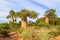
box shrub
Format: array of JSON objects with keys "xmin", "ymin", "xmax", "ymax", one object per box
[
  {"xmin": 49, "ymin": 30, "xmax": 60, "ymax": 37},
  {"xmin": 0, "ymin": 30, "xmax": 10, "ymax": 37},
  {"xmin": 40, "ymin": 28, "xmax": 49, "ymax": 40},
  {"xmin": 9, "ymin": 23, "xmax": 20, "ymax": 31},
  {"xmin": 37, "ymin": 22, "xmax": 50, "ymax": 28},
  {"xmin": 21, "ymin": 27, "xmax": 50, "ymax": 40},
  {"xmin": 0, "ymin": 23, "xmax": 20, "ymax": 36},
  {"xmin": 9, "ymin": 23, "xmax": 20, "ymax": 28},
  {"xmin": 0, "ymin": 23, "xmax": 10, "ymax": 29},
  {"xmin": 16, "ymin": 27, "xmax": 24, "ymax": 34}
]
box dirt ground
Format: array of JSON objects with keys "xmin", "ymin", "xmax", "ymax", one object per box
[
  {"xmin": 0, "ymin": 32, "xmax": 23, "ymax": 40},
  {"xmin": 51, "ymin": 36, "xmax": 60, "ymax": 40},
  {"xmin": 0, "ymin": 33, "xmax": 60, "ymax": 40},
  {"xmin": 0, "ymin": 35, "xmax": 23, "ymax": 40}
]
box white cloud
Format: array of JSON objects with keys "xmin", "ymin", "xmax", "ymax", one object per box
[
  {"xmin": 0, "ymin": 11, "xmax": 8, "ymax": 18},
  {"xmin": 0, "ymin": 0, "xmax": 60, "ymax": 22},
  {"xmin": 50, "ymin": 0, "xmax": 60, "ymax": 3},
  {"xmin": 31, "ymin": 0, "xmax": 56, "ymax": 8},
  {"xmin": 0, "ymin": 0, "xmax": 19, "ymax": 12},
  {"xmin": 0, "ymin": 11, "xmax": 9, "ymax": 23}
]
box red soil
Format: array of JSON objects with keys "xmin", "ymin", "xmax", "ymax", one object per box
[
  {"xmin": 51, "ymin": 36, "xmax": 60, "ymax": 40},
  {"xmin": 0, "ymin": 32, "xmax": 23, "ymax": 40}
]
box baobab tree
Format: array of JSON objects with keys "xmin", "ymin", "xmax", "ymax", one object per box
[
  {"xmin": 7, "ymin": 10, "xmax": 15, "ymax": 23},
  {"xmin": 44, "ymin": 9, "xmax": 57, "ymax": 24},
  {"xmin": 16, "ymin": 9, "xmax": 38, "ymax": 28}
]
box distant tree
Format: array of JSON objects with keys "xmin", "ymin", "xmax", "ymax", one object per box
[
  {"xmin": 44, "ymin": 9, "xmax": 57, "ymax": 24},
  {"xmin": 15, "ymin": 9, "xmax": 38, "ymax": 28},
  {"xmin": 7, "ymin": 10, "xmax": 16, "ymax": 23}
]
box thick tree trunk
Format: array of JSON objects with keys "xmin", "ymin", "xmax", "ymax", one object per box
[
  {"xmin": 10, "ymin": 16, "xmax": 14, "ymax": 23},
  {"xmin": 45, "ymin": 17, "xmax": 49, "ymax": 24},
  {"xmin": 21, "ymin": 17, "xmax": 27, "ymax": 28}
]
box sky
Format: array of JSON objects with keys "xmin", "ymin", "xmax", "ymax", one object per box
[{"xmin": 0, "ymin": 0, "xmax": 60, "ymax": 23}]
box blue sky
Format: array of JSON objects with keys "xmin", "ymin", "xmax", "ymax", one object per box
[{"xmin": 0, "ymin": 0, "xmax": 60, "ymax": 22}]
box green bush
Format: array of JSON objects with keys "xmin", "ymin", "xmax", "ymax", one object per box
[
  {"xmin": 56, "ymin": 26, "xmax": 60, "ymax": 30},
  {"xmin": 49, "ymin": 30, "xmax": 60, "ymax": 37},
  {"xmin": 37, "ymin": 22, "xmax": 50, "ymax": 28},
  {"xmin": 9, "ymin": 23, "xmax": 20, "ymax": 28},
  {"xmin": 0, "ymin": 23, "xmax": 20, "ymax": 36},
  {"xmin": 21, "ymin": 27, "xmax": 50, "ymax": 40},
  {"xmin": 0, "ymin": 23, "xmax": 10, "ymax": 29},
  {"xmin": 0, "ymin": 30, "xmax": 9, "ymax": 36},
  {"xmin": 39, "ymin": 28, "xmax": 49, "ymax": 40},
  {"xmin": 16, "ymin": 27, "xmax": 24, "ymax": 34}
]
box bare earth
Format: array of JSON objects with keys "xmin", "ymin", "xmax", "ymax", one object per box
[
  {"xmin": 0, "ymin": 35, "xmax": 23, "ymax": 40},
  {"xmin": 0, "ymin": 32, "xmax": 23, "ymax": 40},
  {"xmin": 51, "ymin": 36, "xmax": 60, "ymax": 40},
  {"xmin": 0, "ymin": 32, "xmax": 60, "ymax": 40}
]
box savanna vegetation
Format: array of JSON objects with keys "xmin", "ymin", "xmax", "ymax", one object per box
[{"xmin": 0, "ymin": 9, "xmax": 60, "ymax": 40}]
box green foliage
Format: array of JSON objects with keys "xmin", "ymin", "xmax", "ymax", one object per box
[
  {"xmin": 0, "ymin": 8, "xmax": 60, "ymax": 40},
  {"xmin": 44, "ymin": 9, "xmax": 57, "ymax": 25},
  {"xmin": 56, "ymin": 26, "xmax": 60, "ymax": 30},
  {"xmin": 8, "ymin": 23, "xmax": 20, "ymax": 32},
  {"xmin": 0, "ymin": 23, "xmax": 20, "ymax": 36},
  {"xmin": 21, "ymin": 27, "xmax": 50, "ymax": 40},
  {"xmin": 15, "ymin": 9, "xmax": 38, "ymax": 19},
  {"xmin": 7, "ymin": 10, "xmax": 15, "ymax": 18},
  {"xmin": 16, "ymin": 27, "xmax": 24, "ymax": 34},
  {"xmin": 49, "ymin": 30, "xmax": 60, "ymax": 37},
  {"xmin": 18, "ymin": 9, "xmax": 30, "ymax": 17},
  {"xmin": 45, "ymin": 9, "xmax": 57, "ymax": 18},
  {"xmin": 29, "ymin": 22, "xmax": 37, "ymax": 26},
  {"xmin": 56, "ymin": 17, "xmax": 60, "ymax": 25},
  {"xmin": 9, "ymin": 23, "xmax": 20, "ymax": 28},
  {"xmin": 49, "ymin": 17, "xmax": 60, "ymax": 25},
  {"xmin": 30, "ymin": 11, "xmax": 38, "ymax": 18},
  {"xmin": 36, "ymin": 17, "xmax": 45, "ymax": 23},
  {"xmin": 0, "ymin": 23, "xmax": 10, "ymax": 36},
  {"xmin": 39, "ymin": 28, "xmax": 49, "ymax": 40},
  {"xmin": 48, "ymin": 25, "xmax": 60, "ymax": 38},
  {"xmin": 0, "ymin": 30, "xmax": 9, "ymax": 36},
  {"xmin": 14, "ymin": 9, "xmax": 38, "ymax": 27},
  {"xmin": 37, "ymin": 22, "xmax": 50, "ymax": 27},
  {"xmin": 0, "ymin": 23, "xmax": 10, "ymax": 29}
]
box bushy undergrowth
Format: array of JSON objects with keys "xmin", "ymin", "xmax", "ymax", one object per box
[
  {"xmin": 20, "ymin": 27, "xmax": 50, "ymax": 40},
  {"xmin": 0, "ymin": 23, "xmax": 20, "ymax": 36},
  {"xmin": 49, "ymin": 31, "xmax": 60, "ymax": 38},
  {"xmin": 48, "ymin": 25, "xmax": 60, "ymax": 37},
  {"xmin": 17, "ymin": 26, "xmax": 60, "ymax": 40},
  {"xmin": 37, "ymin": 22, "xmax": 51, "ymax": 28},
  {"xmin": 0, "ymin": 22, "xmax": 60, "ymax": 39}
]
